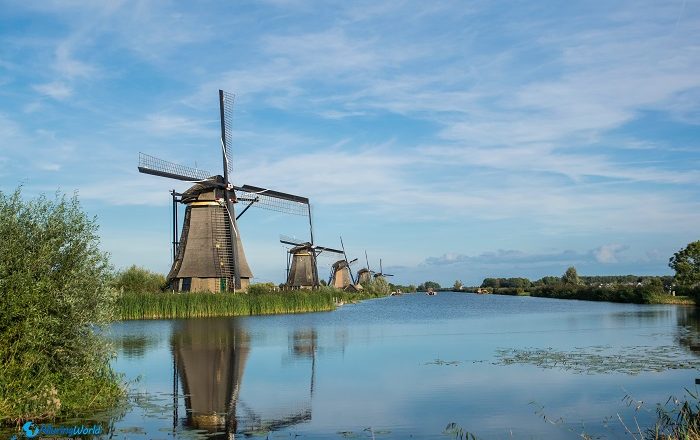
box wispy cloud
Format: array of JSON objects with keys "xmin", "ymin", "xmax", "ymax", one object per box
[
  {"xmin": 122, "ymin": 113, "xmax": 216, "ymax": 137},
  {"xmin": 594, "ymin": 244, "xmax": 629, "ymax": 264},
  {"xmin": 33, "ymin": 81, "xmax": 73, "ymax": 100},
  {"xmin": 2, "ymin": 0, "xmax": 699, "ymax": 282}
]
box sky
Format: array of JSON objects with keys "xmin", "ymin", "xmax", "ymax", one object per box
[{"xmin": 0, "ymin": 0, "xmax": 699, "ymax": 286}]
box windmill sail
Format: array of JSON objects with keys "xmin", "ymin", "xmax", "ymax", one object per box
[
  {"xmin": 137, "ymin": 89, "xmax": 312, "ymax": 292},
  {"xmin": 220, "ymin": 90, "xmax": 235, "ymax": 181},
  {"xmin": 236, "ymin": 185, "xmax": 310, "ymax": 216},
  {"xmin": 138, "ymin": 153, "xmax": 211, "ymax": 182}
]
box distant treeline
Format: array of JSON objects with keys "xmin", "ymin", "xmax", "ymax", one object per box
[
  {"xmin": 476, "ymin": 267, "xmax": 696, "ymax": 305},
  {"xmin": 480, "ymin": 275, "xmax": 675, "ymax": 289}
]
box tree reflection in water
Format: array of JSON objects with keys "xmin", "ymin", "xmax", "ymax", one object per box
[{"xmin": 677, "ymin": 307, "xmax": 700, "ymax": 356}]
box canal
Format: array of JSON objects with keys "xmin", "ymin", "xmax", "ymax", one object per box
[{"xmin": 108, "ymin": 292, "xmax": 700, "ymax": 439}]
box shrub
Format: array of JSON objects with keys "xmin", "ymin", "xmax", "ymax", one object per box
[
  {"xmin": 0, "ymin": 188, "xmax": 122, "ymax": 424},
  {"xmin": 112, "ymin": 265, "xmax": 166, "ymax": 293}
]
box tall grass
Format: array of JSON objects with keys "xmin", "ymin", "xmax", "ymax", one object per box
[{"xmin": 117, "ymin": 286, "xmax": 385, "ymax": 320}]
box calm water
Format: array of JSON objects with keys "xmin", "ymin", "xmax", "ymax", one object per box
[{"xmin": 105, "ymin": 293, "xmax": 700, "ymax": 439}]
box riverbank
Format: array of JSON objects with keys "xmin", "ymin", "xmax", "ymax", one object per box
[
  {"xmin": 482, "ymin": 286, "xmax": 696, "ymax": 305},
  {"xmin": 117, "ymin": 287, "xmax": 385, "ymax": 320}
]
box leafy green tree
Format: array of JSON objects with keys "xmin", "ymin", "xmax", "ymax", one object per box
[
  {"xmin": 644, "ymin": 277, "xmax": 665, "ymax": 295},
  {"xmin": 369, "ymin": 276, "xmax": 391, "ymax": 295},
  {"xmin": 0, "ymin": 188, "xmax": 122, "ymax": 423},
  {"xmin": 539, "ymin": 276, "xmax": 561, "ymax": 286},
  {"xmin": 562, "ymin": 266, "xmax": 581, "ymax": 285},
  {"xmin": 481, "ymin": 278, "xmax": 500, "ymax": 288},
  {"xmin": 453, "ymin": 280, "xmax": 463, "ymax": 291},
  {"xmin": 670, "ymin": 241, "xmax": 700, "ymax": 288},
  {"xmin": 112, "ymin": 265, "xmax": 166, "ymax": 293},
  {"xmin": 423, "ymin": 281, "xmax": 441, "ymax": 290}
]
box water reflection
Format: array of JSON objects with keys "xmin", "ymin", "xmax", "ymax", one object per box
[
  {"xmin": 108, "ymin": 296, "xmax": 700, "ymax": 440},
  {"xmin": 170, "ymin": 318, "xmax": 313, "ymax": 438},
  {"xmin": 171, "ymin": 319, "xmax": 247, "ymax": 434},
  {"xmin": 677, "ymin": 307, "xmax": 700, "ymax": 356},
  {"xmin": 115, "ymin": 335, "xmax": 158, "ymax": 359}
]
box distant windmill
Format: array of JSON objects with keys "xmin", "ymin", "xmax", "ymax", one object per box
[
  {"xmin": 328, "ymin": 237, "xmax": 360, "ymax": 290},
  {"xmin": 280, "ymin": 235, "xmax": 344, "ymax": 289},
  {"xmin": 355, "ymin": 250, "xmax": 375, "ymax": 285},
  {"xmin": 137, "ymin": 90, "xmax": 312, "ymax": 292},
  {"xmin": 373, "ymin": 258, "xmax": 394, "ymax": 281}
]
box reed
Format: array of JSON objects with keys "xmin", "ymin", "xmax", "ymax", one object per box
[{"xmin": 116, "ymin": 286, "xmax": 383, "ymax": 320}]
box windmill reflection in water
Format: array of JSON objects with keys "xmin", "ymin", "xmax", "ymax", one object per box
[{"xmin": 170, "ymin": 319, "xmax": 315, "ymax": 438}]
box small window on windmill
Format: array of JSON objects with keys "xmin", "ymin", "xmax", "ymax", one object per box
[
  {"xmin": 220, "ymin": 278, "xmax": 227, "ymax": 292},
  {"xmin": 182, "ymin": 278, "xmax": 192, "ymax": 292}
]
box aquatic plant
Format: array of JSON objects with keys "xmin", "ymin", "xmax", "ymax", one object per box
[
  {"xmin": 495, "ymin": 345, "xmax": 700, "ymax": 375},
  {"xmin": 443, "ymin": 422, "xmax": 478, "ymax": 439}
]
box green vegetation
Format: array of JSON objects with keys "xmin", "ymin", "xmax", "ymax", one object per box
[
  {"xmin": 367, "ymin": 276, "xmax": 391, "ymax": 295},
  {"xmin": 474, "ymin": 241, "xmax": 700, "ymax": 305},
  {"xmin": 111, "ymin": 265, "xmax": 167, "ymax": 293},
  {"xmin": 117, "ymin": 285, "xmax": 388, "ymax": 320},
  {"xmin": 670, "ymin": 241, "xmax": 700, "ymax": 288},
  {"xmin": 0, "ymin": 188, "xmax": 122, "ymax": 425},
  {"xmin": 418, "ymin": 281, "xmax": 441, "ymax": 291},
  {"xmin": 670, "ymin": 241, "xmax": 700, "ymax": 304},
  {"xmin": 480, "ymin": 269, "xmax": 690, "ymax": 305},
  {"xmin": 389, "ymin": 282, "xmax": 417, "ymax": 293},
  {"xmin": 562, "ymin": 266, "xmax": 581, "ymax": 285}
]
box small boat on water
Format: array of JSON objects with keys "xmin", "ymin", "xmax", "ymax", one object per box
[
  {"xmin": 390, "ymin": 289, "xmax": 403, "ymax": 296},
  {"xmin": 426, "ymin": 288, "xmax": 437, "ymax": 296}
]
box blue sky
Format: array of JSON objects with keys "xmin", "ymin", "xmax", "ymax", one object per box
[{"xmin": 1, "ymin": 0, "xmax": 699, "ymax": 286}]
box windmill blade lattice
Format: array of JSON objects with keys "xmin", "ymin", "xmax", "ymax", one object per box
[
  {"xmin": 138, "ymin": 152, "xmax": 211, "ymax": 182},
  {"xmin": 279, "ymin": 235, "xmax": 307, "ymax": 247},
  {"xmin": 236, "ymin": 185, "xmax": 309, "ymax": 216},
  {"xmin": 221, "ymin": 90, "xmax": 235, "ymax": 178}
]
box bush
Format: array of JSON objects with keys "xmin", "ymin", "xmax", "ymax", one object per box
[
  {"xmin": 247, "ymin": 282, "xmax": 279, "ymax": 295},
  {"xmin": 0, "ymin": 188, "xmax": 122, "ymax": 424},
  {"xmin": 366, "ymin": 276, "xmax": 391, "ymax": 295},
  {"xmin": 112, "ymin": 265, "xmax": 166, "ymax": 293}
]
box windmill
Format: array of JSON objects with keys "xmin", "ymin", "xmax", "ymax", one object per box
[
  {"xmin": 328, "ymin": 237, "xmax": 360, "ymax": 290},
  {"xmin": 356, "ymin": 250, "xmax": 375, "ymax": 285},
  {"xmin": 280, "ymin": 235, "xmax": 344, "ymax": 289},
  {"xmin": 373, "ymin": 258, "xmax": 394, "ymax": 280},
  {"xmin": 138, "ymin": 90, "xmax": 311, "ymax": 292}
]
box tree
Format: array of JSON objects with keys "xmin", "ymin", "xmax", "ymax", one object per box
[
  {"xmin": 453, "ymin": 280, "xmax": 463, "ymax": 291},
  {"xmin": 481, "ymin": 278, "xmax": 499, "ymax": 288},
  {"xmin": 562, "ymin": 266, "xmax": 581, "ymax": 285},
  {"xmin": 539, "ymin": 276, "xmax": 561, "ymax": 286},
  {"xmin": 423, "ymin": 281, "xmax": 441, "ymax": 290},
  {"xmin": 369, "ymin": 276, "xmax": 391, "ymax": 295},
  {"xmin": 670, "ymin": 241, "xmax": 700, "ymax": 288},
  {"xmin": 0, "ymin": 188, "xmax": 122, "ymax": 423},
  {"xmin": 112, "ymin": 265, "xmax": 166, "ymax": 292}
]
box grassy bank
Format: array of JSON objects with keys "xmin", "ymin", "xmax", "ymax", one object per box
[
  {"xmin": 117, "ymin": 286, "xmax": 385, "ymax": 320},
  {"xmin": 486, "ymin": 285, "xmax": 696, "ymax": 305}
]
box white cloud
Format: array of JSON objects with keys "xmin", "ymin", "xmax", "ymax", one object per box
[
  {"xmin": 37, "ymin": 163, "xmax": 62, "ymax": 171},
  {"xmin": 32, "ymin": 81, "xmax": 73, "ymax": 100},
  {"xmin": 594, "ymin": 244, "xmax": 629, "ymax": 264},
  {"xmin": 123, "ymin": 113, "xmax": 216, "ymax": 137},
  {"xmin": 54, "ymin": 40, "xmax": 99, "ymax": 79}
]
